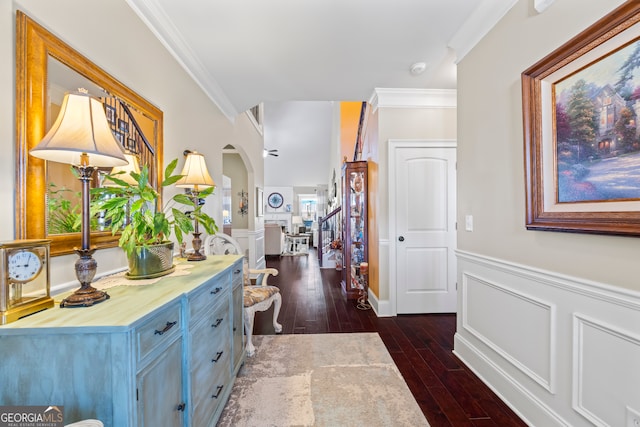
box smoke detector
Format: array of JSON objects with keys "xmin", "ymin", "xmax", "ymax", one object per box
[{"xmin": 410, "ymin": 62, "xmax": 427, "ymax": 75}]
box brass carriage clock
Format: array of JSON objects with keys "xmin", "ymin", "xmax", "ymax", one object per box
[{"xmin": 0, "ymin": 239, "xmax": 53, "ymax": 324}]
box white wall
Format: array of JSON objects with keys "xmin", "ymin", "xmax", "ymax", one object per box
[
  {"xmin": 0, "ymin": 1, "xmax": 14, "ymax": 240},
  {"xmin": 263, "ymin": 101, "xmax": 333, "ymax": 187},
  {"xmin": 372, "ymin": 90, "xmax": 457, "ymax": 305},
  {"xmin": 456, "ymin": 0, "xmax": 640, "ymax": 425},
  {"xmin": 6, "ymin": 0, "xmax": 263, "ymax": 291},
  {"xmin": 456, "ymin": 0, "xmax": 637, "ymax": 292}
]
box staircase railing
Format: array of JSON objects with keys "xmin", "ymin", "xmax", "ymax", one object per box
[
  {"xmin": 102, "ymin": 96, "xmax": 157, "ymax": 185},
  {"xmin": 317, "ymin": 206, "xmax": 341, "ymax": 267}
]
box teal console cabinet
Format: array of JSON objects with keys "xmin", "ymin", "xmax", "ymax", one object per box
[{"xmin": 0, "ymin": 255, "xmax": 245, "ymax": 427}]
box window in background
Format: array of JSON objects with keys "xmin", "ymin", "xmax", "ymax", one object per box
[
  {"xmin": 222, "ymin": 175, "xmax": 232, "ymax": 226},
  {"xmin": 299, "ymin": 195, "xmax": 317, "ymax": 226}
]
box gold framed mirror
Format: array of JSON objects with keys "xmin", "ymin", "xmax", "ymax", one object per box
[{"xmin": 16, "ymin": 11, "xmax": 164, "ymax": 256}]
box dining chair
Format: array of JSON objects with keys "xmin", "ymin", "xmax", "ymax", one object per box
[{"xmin": 203, "ymin": 233, "xmax": 282, "ymax": 356}]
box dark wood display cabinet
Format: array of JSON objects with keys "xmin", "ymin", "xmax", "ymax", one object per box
[{"xmin": 341, "ymin": 161, "xmax": 368, "ymax": 299}]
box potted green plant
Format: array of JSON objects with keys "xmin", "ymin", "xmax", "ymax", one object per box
[
  {"xmin": 47, "ymin": 182, "xmax": 82, "ymax": 234},
  {"xmin": 92, "ymin": 158, "xmax": 218, "ymax": 278}
]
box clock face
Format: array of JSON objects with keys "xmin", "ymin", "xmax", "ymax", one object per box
[
  {"xmin": 268, "ymin": 192, "xmax": 284, "ymax": 208},
  {"xmin": 8, "ymin": 249, "xmax": 43, "ymax": 283}
]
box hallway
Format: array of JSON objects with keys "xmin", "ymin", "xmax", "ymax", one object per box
[{"xmin": 252, "ymin": 251, "xmax": 527, "ymax": 427}]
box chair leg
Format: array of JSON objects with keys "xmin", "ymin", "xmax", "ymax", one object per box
[
  {"xmin": 272, "ymin": 293, "xmax": 283, "ymax": 333},
  {"xmin": 243, "ymin": 307, "xmax": 256, "ymax": 357}
]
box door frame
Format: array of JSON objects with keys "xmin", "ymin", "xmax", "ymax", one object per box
[{"xmin": 388, "ymin": 139, "xmax": 457, "ymax": 316}]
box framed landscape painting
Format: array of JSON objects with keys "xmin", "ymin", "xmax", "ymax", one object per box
[{"xmin": 521, "ymin": 2, "xmax": 640, "ymax": 236}]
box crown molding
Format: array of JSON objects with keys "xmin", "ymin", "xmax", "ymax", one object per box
[
  {"xmin": 126, "ymin": 0, "xmax": 238, "ymax": 122},
  {"xmin": 369, "ymin": 88, "xmax": 457, "ymax": 112},
  {"xmin": 448, "ymin": 0, "xmax": 518, "ymax": 63},
  {"xmin": 534, "ymin": 0, "xmax": 556, "ymax": 13},
  {"xmin": 245, "ymin": 104, "xmax": 264, "ymax": 136}
]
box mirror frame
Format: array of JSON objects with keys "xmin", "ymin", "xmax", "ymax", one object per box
[{"xmin": 16, "ymin": 11, "xmax": 164, "ymax": 256}]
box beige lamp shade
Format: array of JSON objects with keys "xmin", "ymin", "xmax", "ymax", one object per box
[
  {"xmin": 30, "ymin": 90, "xmax": 127, "ymax": 167},
  {"xmin": 105, "ymin": 153, "xmax": 141, "ymax": 186},
  {"xmin": 176, "ymin": 151, "xmax": 215, "ymax": 189},
  {"xmin": 292, "ymin": 216, "xmax": 303, "ymax": 225}
]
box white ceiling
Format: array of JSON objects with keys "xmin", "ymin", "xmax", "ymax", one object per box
[
  {"xmin": 126, "ymin": 0, "xmax": 519, "ymax": 120},
  {"xmin": 125, "ymin": 0, "xmax": 533, "ymax": 189}
]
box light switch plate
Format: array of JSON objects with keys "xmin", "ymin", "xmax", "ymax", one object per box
[{"xmin": 465, "ymin": 215, "xmax": 473, "ymax": 231}]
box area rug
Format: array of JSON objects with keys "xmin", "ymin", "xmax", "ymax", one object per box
[{"xmin": 217, "ymin": 333, "xmax": 430, "ymax": 427}]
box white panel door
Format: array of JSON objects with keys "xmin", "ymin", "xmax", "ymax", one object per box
[{"xmin": 395, "ymin": 145, "xmax": 457, "ymax": 313}]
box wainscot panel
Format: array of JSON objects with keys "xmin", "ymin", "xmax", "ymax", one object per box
[
  {"xmin": 455, "ymin": 250, "xmax": 640, "ymax": 427},
  {"xmin": 573, "ymin": 314, "xmax": 640, "ymax": 426},
  {"xmin": 461, "ymin": 272, "xmax": 555, "ymax": 392}
]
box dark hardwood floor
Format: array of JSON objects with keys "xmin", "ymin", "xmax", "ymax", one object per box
[{"xmin": 252, "ymin": 250, "xmax": 527, "ymax": 427}]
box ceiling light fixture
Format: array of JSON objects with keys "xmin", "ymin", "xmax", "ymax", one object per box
[{"xmin": 410, "ymin": 62, "xmax": 427, "ymax": 75}]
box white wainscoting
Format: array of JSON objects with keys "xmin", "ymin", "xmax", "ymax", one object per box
[
  {"xmin": 455, "ymin": 250, "xmax": 640, "ymax": 427},
  {"xmin": 254, "ymin": 231, "xmax": 265, "ymax": 269},
  {"xmin": 231, "ymin": 228, "xmax": 265, "ymax": 270},
  {"xmin": 462, "ymin": 273, "xmax": 556, "ymax": 393},
  {"xmin": 371, "ymin": 238, "xmax": 392, "ymax": 316},
  {"xmin": 573, "ymin": 314, "xmax": 640, "ymax": 426}
]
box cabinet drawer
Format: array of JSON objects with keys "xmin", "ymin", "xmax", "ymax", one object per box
[
  {"xmin": 191, "ymin": 327, "xmax": 230, "ymax": 397},
  {"xmin": 189, "ymin": 274, "xmax": 228, "ymax": 320},
  {"xmin": 190, "ymin": 308, "xmax": 231, "ymax": 379},
  {"xmin": 190, "ymin": 304, "xmax": 231, "ymax": 424},
  {"xmin": 232, "ymin": 282, "xmax": 244, "ymax": 369},
  {"xmin": 231, "ymin": 260, "xmax": 243, "ymax": 286},
  {"xmin": 191, "ymin": 350, "xmax": 231, "ymax": 427},
  {"xmin": 135, "ymin": 301, "xmax": 182, "ymax": 364}
]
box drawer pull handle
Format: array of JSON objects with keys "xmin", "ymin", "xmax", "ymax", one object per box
[
  {"xmin": 212, "ymin": 385, "xmax": 224, "ymax": 399},
  {"xmin": 211, "ymin": 318, "xmax": 223, "ymax": 328},
  {"xmin": 154, "ymin": 321, "xmax": 177, "ymax": 335},
  {"xmin": 210, "ymin": 287, "xmax": 222, "ymax": 295},
  {"xmin": 176, "ymin": 402, "xmax": 186, "ymax": 412},
  {"xmin": 212, "ymin": 351, "xmax": 224, "ymax": 363},
  {"xmin": 234, "ymin": 269, "xmax": 242, "ymax": 274}
]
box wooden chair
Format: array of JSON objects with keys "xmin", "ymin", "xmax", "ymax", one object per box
[{"xmin": 203, "ymin": 233, "xmax": 282, "ymax": 356}]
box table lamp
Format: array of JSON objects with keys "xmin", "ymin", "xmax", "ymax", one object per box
[
  {"xmin": 104, "ymin": 152, "xmax": 141, "ymax": 187},
  {"xmin": 30, "ymin": 89, "xmax": 128, "ymax": 307},
  {"xmin": 292, "ymin": 215, "xmax": 303, "ymax": 234},
  {"xmin": 176, "ymin": 150, "xmax": 215, "ymax": 261}
]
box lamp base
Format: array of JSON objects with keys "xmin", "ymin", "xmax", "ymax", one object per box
[
  {"xmin": 60, "ymin": 247, "xmax": 109, "ymax": 308},
  {"xmin": 187, "ymin": 232, "xmax": 206, "ymax": 261},
  {"xmin": 187, "ymin": 251, "xmax": 207, "ymax": 261},
  {"xmin": 60, "ymin": 286, "xmax": 110, "ymax": 308}
]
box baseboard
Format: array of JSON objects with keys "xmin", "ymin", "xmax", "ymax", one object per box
[
  {"xmin": 368, "ymin": 291, "xmax": 392, "ymax": 317},
  {"xmin": 454, "ymin": 333, "xmax": 564, "ymax": 427}
]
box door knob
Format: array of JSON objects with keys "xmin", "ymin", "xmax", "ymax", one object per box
[{"xmin": 398, "ymin": 236, "xmax": 405, "ymax": 242}]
